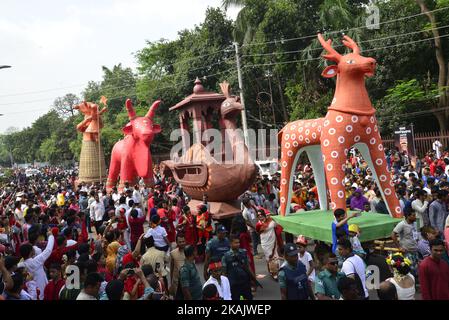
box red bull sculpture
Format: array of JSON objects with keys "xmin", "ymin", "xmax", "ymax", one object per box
[{"xmin": 106, "ymin": 99, "xmax": 161, "ymax": 192}]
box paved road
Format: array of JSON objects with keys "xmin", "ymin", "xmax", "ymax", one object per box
[{"xmin": 196, "ymin": 249, "xmax": 280, "ymax": 300}]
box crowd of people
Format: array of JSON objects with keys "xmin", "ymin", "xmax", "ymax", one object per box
[{"xmin": 0, "ymin": 144, "xmax": 449, "ymax": 301}]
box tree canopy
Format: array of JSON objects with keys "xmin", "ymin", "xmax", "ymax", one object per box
[{"xmin": 1, "ymin": 0, "xmax": 448, "ymax": 166}]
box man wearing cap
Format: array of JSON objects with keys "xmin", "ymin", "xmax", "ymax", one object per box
[
  {"xmin": 314, "ymin": 253, "xmax": 346, "ymax": 300},
  {"xmin": 222, "ymin": 234, "xmax": 255, "ymax": 300},
  {"xmin": 203, "ymin": 224, "xmax": 230, "ymax": 280},
  {"xmin": 203, "ymin": 261, "xmax": 231, "ymax": 300},
  {"xmin": 278, "ymin": 243, "xmax": 315, "ymax": 300}
]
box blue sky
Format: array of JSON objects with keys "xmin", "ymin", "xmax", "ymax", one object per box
[{"xmin": 0, "ymin": 0, "xmax": 239, "ymax": 132}]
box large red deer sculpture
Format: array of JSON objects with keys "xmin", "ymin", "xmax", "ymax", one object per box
[
  {"xmin": 106, "ymin": 99, "xmax": 161, "ymax": 192},
  {"xmin": 278, "ymin": 33, "xmax": 402, "ymax": 218}
]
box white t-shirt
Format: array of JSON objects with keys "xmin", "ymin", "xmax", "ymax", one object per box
[
  {"xmin": 133, "ymin": 190, "xmax": 142, "ymax": 204},
  {"xmin": 203, "ymin": 276, "xmax": 232, "ymax": 300},
  {"xmin": 404, "ymin": 171, "xmax": 418, "ymax": 180},
  {"xmin": 144, "ymin": 226, "xmax": 168, "ymax": 248},
  {"xmin": 242, "ymin": 207, "xmax": 258, "ymax": 231},
  {"xmin": 126, "ymin": 196, "xmax": 134, "ymax": 207},
  {"xmin": 112, "ymin": 193, "xmax": 120, "ymax": 207},
  {"xmin": 298, "ymin": 251, "xmax": 315, "ymax": 281},
  {"xmin": 66, "ymin": 239, "xmax": 77, "ymax": 247},
  {"xmin": 341, "ymin": 254, "xmax": 368, "ymax": 298}
]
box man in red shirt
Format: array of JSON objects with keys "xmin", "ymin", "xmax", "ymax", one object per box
[
  {"xmin": 45, "ymin": 233, "xmax": 78, "ymax": 269},
  {"xmin": 44, "ymin": 263, "xmax": 65, "ymax": 300},
  {"xmin": 418, "ymin": 239, "xmax": 449, "ymax": 300},
  {"xmin": 430, "ymin": 160, "xmax": 439, "ymax": 177},
  {"xmin": 128, "ymin": 209, "xmax": 145, "ymax": 251}
]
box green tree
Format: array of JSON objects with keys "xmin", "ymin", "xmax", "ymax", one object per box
[{"xmin": 52, "ymin": 93, "xmax": 80, "ymax": 119}]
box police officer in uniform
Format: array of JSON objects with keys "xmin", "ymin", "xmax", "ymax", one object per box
[
  {"xmin": 222, "ymin": 234, "xmax": 256, "ymax": 300},
  {"xmin": 278, "ymin": 243, "xmax": 315, "ymax": 300},
  {"xmin": 203, "ymin": 225, "xmax": 231, "ymax": 280}
]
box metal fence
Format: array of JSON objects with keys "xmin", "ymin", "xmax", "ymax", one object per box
[
  {"xmin": 153, "ymin": 131, "xmax": 449, "ymax": 163},
  {"xmin": 382, "ymin": 130, "xmax": 449, "ymax": 157}
]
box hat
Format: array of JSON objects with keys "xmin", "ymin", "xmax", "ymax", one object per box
[
  {"xmin": 216, "ymin": 225, "xmax": 227, "ymax": 233},
  {"xmin": 295, "ymin": 235, "xmax": 307, "ymax": 246},
  {"xmin": 208, "ymin": 261, "xmax": 223, "ymax": 271},
  {"xmin": 348, "ymin": 224, "xmax": 359, "ymax": 233},
  {"xmin": 283, "ymin": 243, "xmax": 299, "ymax": 256}
]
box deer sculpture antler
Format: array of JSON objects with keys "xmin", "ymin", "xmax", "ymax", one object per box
[
  {"xmin": 342, "ymin": 35, "xmax": 360, "ymax": 54},
  {"xmin": 317, "ymin": 33, "xmax": 342, "ymax": 63}
]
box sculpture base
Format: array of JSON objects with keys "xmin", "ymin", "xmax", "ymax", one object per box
[
  {"xmin": 187, "ymin": 199, "xmax": 242, "ymax": 220},
  {"xmin": 272, "ymin": 210, "xmax": 401, "ymax": 243},
  {"xmin": 78, "ymin": 140, "xmax": 107, "ymax": 184}
]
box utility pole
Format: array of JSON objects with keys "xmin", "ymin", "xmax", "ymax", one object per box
[
  {"xmin": 266, "ymin": 72, "xmax": 275, "ymax": 126},
  {"xmin": 233, "ymin": 42, "xmax": 249, "ymax": 147}
]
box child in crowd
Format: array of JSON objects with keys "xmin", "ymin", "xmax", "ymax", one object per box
[
  {"xmin": 417, "ymin": 226, "xmax": 438, "ymax": 259},
  {"xmin": 331, "ymin": 208, "xmax": 359, "ymax": 254},
  {"xmin": 348, "ymin": 224, "xmax": 366, "ymax": 258},
  {"xmin": 296, "ymin": 235, "xmax": 315, "ymax": 283}
]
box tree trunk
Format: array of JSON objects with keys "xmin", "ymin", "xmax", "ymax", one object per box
[
  {"xmin": 446, "ymin": 61, "xmax": 449, "ymax": 118},
  {"xmin": 275, "ymin": 71, "xmax": 289, "ymax": 123},
  {"xmin": 434, "ymin": 111, "xmax": 449, "ymax": 136},
  {"xmin": 416, "ymin": 0, "xmax": 447, "ymax": 108}
]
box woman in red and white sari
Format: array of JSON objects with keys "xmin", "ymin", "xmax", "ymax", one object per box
[{"xmin": 256, "ymin": 209, "xmax": 281, "ymax": 280}]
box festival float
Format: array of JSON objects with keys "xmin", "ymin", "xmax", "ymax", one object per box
[
  {"xmin": 106, "ymin": 99, "xmax": 161, "ymax": 192},
  {"xmin": 75, "ymin": 97, "xmax": 107, "ymax": 185},
  {"xmin": 160, "ymin": 78, "xmax": 256, "ymax": 219},
  {"xmin": 273, "ymin": 34, "xmax": 403, "ymax": 243}
]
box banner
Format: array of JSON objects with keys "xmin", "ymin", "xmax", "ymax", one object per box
[{"xmin": 394, "ymin": 125, "xmax": 416, "ymax": 158}]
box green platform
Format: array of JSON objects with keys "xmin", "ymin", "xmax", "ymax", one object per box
[{"xmin": 272, "ymin": 210, "xmax": 402, "ymax": 244}]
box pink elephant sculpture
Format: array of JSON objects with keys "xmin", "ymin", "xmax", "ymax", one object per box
[{"xmin": 106, "ymin": 98, "xmax": 161, "ymax": 192}]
